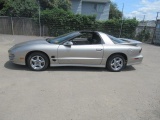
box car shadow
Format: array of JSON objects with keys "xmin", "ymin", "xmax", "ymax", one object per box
[
  {"xmin": 4, "ymin": 61, "xmax": 29, "ymax": 71},
  {"xmin": 47, "ymin": 66, "xmax": 106, "ymax": 72},
  {"xmin": 4, "ymin": 61, "xmax": 136, "ymax": 72},
  {"xmin": 122, "ymin": 66, "xmax": 136, "ymax": 71}
]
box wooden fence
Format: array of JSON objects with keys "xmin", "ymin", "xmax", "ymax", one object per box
[{"xmin": 0, "ymin": 16, "xmax": 48, "ymax": 36}]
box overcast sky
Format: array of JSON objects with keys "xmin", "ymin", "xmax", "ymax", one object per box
[{"xmin": 112, "ymin": 0, "xmax": 160, "ymax": 20}]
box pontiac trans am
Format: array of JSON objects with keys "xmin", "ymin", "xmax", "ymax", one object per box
[{"xmin": 8, "ymin": 31, "xmax": 143, "ymax": 72}]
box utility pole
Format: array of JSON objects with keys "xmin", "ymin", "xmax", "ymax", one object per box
[
  {"xmin": 143, "ymin": 15, "xmax": 145, "ymax": 22},
  {"xmin": 119, "ymin": 3, "xmax": 124, "ymax": 38},
  {"xmin": 152, "ymin": 12, "xmax": 160, "ymax": 44},
  {"xmin": 143, "ymin": 15, "xmax": 146, "ymax": 30}
]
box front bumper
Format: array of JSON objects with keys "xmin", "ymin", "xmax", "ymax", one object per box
[{"xmin": 8, "ymin": 50, "xmax": 26, "ymax": 65}]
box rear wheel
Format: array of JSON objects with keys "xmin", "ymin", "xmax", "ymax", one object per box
[
  {"xmin": 27, "ymin": 52, "xmax": 49, "ymax": 71},
  {"xmin": 107, "ymin": 54, "xmax": 126, "ymax": 72}
]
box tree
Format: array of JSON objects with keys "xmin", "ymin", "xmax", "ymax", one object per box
[
  {"xmin": 0, "ymin": 0, "xmax": 5, "ymax": 10},
  {"xmin": 57, "ymin": 0, "xmax": 71, "ymax": 11},
  {"xmin": 0, "ymin": 0, "xmax": 38, "ymax": 17},
  {"xmin": 0, "ymin": 0, "xmax": 71, "ymax": 17},
  {"xmin": 109, "ymin": 2, "xmax": 122, "ymax": 19},
  {"xmin": 39, "ymin": 0, "xmax": 71, "ymax": 11}
]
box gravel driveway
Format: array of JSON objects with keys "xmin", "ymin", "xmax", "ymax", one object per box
[{"xmin": 0, "ymin": 34, "xmax": 160, "ymax": 120}]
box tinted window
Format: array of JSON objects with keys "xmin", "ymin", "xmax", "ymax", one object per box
[
  {"xmin": 46, "ymin": 32, "xmax": 81, "ymax": 44},
  {"xmin": 108, "ymin": 35, "xmax": 126, "ymax": 44}
]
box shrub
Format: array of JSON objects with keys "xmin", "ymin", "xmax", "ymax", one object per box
[
  {"xmin": 95, "ymin": 19, "xmax": 138, "ymax": 38},
  {"xmin": 136, "ymin": 27, "xmax": 151, "ymax": 42},
  {"xmin": 41, "ymin": 8, "xmax": 96, "ymax": 36},
  {"xmin": 40, "ymin": 8, "xmax": 138, "ymax": 39}
]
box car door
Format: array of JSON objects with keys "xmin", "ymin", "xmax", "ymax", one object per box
[{"xmin": 57, "ymin": 42, "xmax": 104, "ymax": 65}]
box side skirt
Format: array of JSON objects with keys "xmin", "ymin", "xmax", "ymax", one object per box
[{"xmin": 50, "ymin": 64, "xmax": 106, "ymax": 68}]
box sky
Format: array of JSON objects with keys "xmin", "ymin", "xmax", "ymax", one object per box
[{"xmin": 112, "ymin": 0, "xmax": 160, "ymax": 20}]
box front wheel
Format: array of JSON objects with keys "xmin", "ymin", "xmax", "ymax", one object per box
[
  {"xmin": 27, "ymin": 52, "xmax": 49, "ymax": 71},
  {"xmin": 107, "ymin": 55, "xmax": 126, "ymax": 72}
]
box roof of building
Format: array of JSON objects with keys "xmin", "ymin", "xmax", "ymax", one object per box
[{"xmin": 82, "ymin": 0, "xmax": 110, "ymax": 3}]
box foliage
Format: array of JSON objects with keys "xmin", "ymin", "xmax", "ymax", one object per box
[
  {"xmin": 0, "ymin": 0, "xmax": 71, "ymax": 17},
  {"xmin": 109, "ymin": 2, "xmax": 122, "ymax": 19},
  {"xmin": 95, "ymin": 18, "xmax": 139, "ymax": 39},
  {"xmin": 0, "ymin": 0, "xmax": 138, "ymax": 39},
  {"xmin": 41, "ymin": 8, "xmax": 96, "ymax": 36},
  {"xmin": 40, "ymin": 8, "xmax": 138, "ymax": 38},
  {"xmin": 39, "ymin": 0, "xmax": 71, "ymax": 11},
  {"xmin": 0, "ymin": 0, "xmax": 38, "ymax": 17},
  {"xmin": 136, "ymin": 27, "xmax": 151, "ymax": 42}
]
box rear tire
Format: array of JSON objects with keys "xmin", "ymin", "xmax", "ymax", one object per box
[
  {"xmin": 107, "ymin": 54, "xmax": 126, "ymax": 72},
  {"xmin": 27, "ymin": 52, "xmax": 49, "ymax": 71}
]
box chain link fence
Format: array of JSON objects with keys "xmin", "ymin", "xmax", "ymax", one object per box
[{"xmin": 0, "ymin": 16, "xmax": 160, "ymax": 45}]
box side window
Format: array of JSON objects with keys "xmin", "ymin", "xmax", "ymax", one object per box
[
  {"xmin": 70, "ymin": 33, "xmax": 102, "ymax": 45},
  {"xmin": 71, "ymin": 33, "xmax": 93, "ymax": 45},
  {"xmin": 91, "ymin": 33, "xmax": 102, "ymax": 44}
]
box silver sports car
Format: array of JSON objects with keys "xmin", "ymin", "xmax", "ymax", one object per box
[{"xmin": 8, "ymin": 31, "xmax": 143, "ymax": 72}]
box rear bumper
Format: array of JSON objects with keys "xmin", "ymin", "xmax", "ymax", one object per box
[{"xmin": 127, "ymin": 54, "xmax": 143, "ymax": 66}]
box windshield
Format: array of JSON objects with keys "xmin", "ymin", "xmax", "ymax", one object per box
[
  {"xmin": 108, "ymin": 35, "xmax": 126, "ymax": 44},
  {"xmin": 46, "ymin": 32, "xmax": 80, "ymax": 44}
]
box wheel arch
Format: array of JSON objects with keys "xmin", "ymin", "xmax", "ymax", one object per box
[
  {"xmin": 106, "ymin": 53, "xmax": 128, "ymax": 65},
  {"xmin": 25, "ymin": 51, "xmax": 50, "ymax": 66}
]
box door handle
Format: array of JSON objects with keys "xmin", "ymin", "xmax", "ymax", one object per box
[{"xmin": 96, "ymin": 49, "xmax": 103, "ymax": 51}]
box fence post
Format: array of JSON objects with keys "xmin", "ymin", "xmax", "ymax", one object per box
[
  {"xmin": 43, "ymin": 24, "xmax": 44, "ymax": 36},
  {"xmin": 11, "ymin": 17, "xmax": 14, "ymax": 35},
  {"xmin": 38, "ymin": 0, "xmax": 41, "ymax": 36},
  {"xmin": 23, "ymin": 18, "xmax": 25, "ymax": 35}
]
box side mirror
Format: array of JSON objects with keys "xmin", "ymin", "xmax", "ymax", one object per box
[{"xmin": 63, "ymin": 41, "xmax": 73, "ymax": 46}]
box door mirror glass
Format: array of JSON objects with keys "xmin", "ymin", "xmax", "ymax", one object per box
[{"xmin": 63, "ymin": 41, "xmax": 73, "ymax": 46}]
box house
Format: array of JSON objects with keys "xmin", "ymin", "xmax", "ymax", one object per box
[{"xmin": 70, "ymin": 0, "xmax": 110, "ymax": 21}]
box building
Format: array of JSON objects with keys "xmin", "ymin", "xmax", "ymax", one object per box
[
  {"xmin": 136, "ymin": 20, "xmax": 156, "ymax": 42},
  {"xmin": 154, "ymin": 20, "xmax": 160, "ymax": 45},
  {"xmin": 70, "ymin": 0, "xmax": 110, "ymax": 21}
]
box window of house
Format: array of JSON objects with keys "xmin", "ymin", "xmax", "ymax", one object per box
[
  {"xmin": 157, "ymin": 24, "xmax": 160, "ymax": 29},
  {"xmin": 94, "ymin": 3, "xmax": 104, "ymax": 13}
]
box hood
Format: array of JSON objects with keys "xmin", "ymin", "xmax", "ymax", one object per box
[{"xmin": 14, "ymin": 39, "xmax": 48, "ymax": 47}]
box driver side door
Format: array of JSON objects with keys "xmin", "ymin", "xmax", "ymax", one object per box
[{"xmin": 57, "ymin": 33, "xmax": 104, "ymax": 65}]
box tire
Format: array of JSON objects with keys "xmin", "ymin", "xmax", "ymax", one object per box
[
  {"xmin": 107, "ymin": 54, "xmax": 126, "ymax": 72},
  {"xmin": 27, "ymin": 52, "xmax": 49, "ymax": 71}
]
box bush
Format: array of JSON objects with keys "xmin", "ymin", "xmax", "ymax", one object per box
[
  {"xmin": 41, "ymin": 8, "xmax": 96, "ymax": 36},
  {"xmin": 95, "ymin": 19, "xmax": 138, "ymax": 39},
  {"xmin": 136, "ymin": 27, "xmax": 151, "ymax": 42},
  {"xmin": 40, "ymin": 8, "xmax": 138, "ymax": 38}
]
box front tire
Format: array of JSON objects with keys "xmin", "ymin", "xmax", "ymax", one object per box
[
  {"xmin": 107, "ymin": 54, "xmax": 126, "ymax": 72},
  {"xmin": 27, "ymin": 52, "xmax": 49, "ymax": 71}
]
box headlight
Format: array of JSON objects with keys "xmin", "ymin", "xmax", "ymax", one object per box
[{"xmin": 9, "ymin": 53, "xmax": 15, "ymax": 61}]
